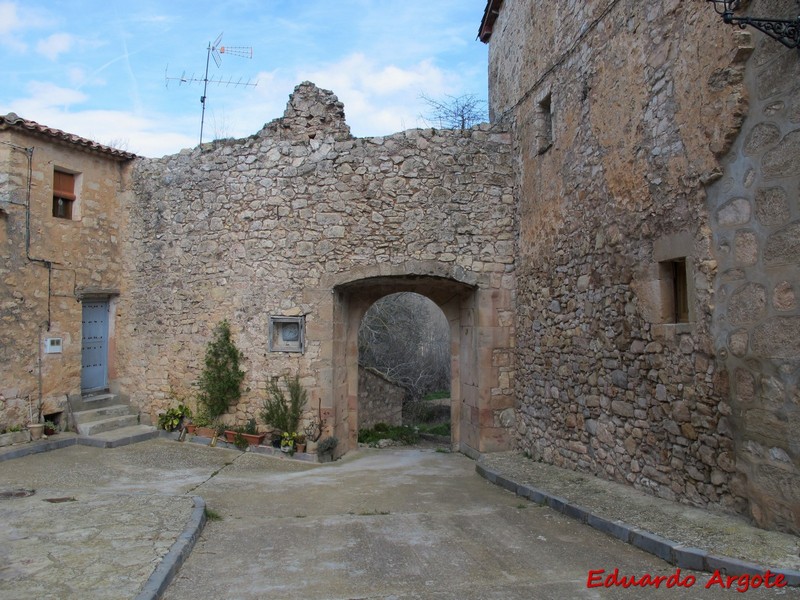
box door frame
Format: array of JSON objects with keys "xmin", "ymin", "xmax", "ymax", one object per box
[{"xmin": 81, "ymin": 298, "xmax": 110, "ymax": 393}]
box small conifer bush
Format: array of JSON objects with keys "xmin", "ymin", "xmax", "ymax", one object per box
[{"xmin": 197, "ymin": 320, "xmax": 245, "ymax": 419}]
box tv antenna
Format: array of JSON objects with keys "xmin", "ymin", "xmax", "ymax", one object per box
[{"xmin": 166, "ymin": 32, "xmax": 257, "ymax": 144}]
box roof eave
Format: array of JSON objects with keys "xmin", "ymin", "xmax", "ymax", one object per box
[
  {"xmin": 478, "ymin": 0, "xmax": 504, "ymax": 43},
  {"xmin": 0, "ymin": 113, "xmax": 138, "ymax": 161}
]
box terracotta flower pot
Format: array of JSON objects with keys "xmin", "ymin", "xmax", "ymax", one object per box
[
  {"xmin": 241, "ymin": 432, "xmax": 266, "ymax": 446},
  {"xmin": 196, "ymin": 426, "xmax": 216, "ymax": 438},
  {"xmin": 28, "ymin": 424, "xmax": 44, "ymax": 441}
]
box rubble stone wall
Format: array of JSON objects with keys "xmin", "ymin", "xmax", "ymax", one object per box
[
  {"xmin": 121, "ymin": 83, "xmax": 516, "ymax": 453},
  {"xmin": 357, "ymin": 367, "xmax": 405, "ymax": 430}
]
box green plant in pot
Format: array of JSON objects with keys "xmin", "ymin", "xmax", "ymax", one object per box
[
  {"xmin": 158, "ymin": 403, "xmax": 192, "ymax": 431},
  {"xmin": 196, "ymin": 320, "xmax": 245, "ymax": 421},
  {"xmin": 317, "ymin": 436, "xmax": 338, "ymax": 462},
  {"xmin": 260, "ymin": 373, "xmax": 307, "ymax": 445}
]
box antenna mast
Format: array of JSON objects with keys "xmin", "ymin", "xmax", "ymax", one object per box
[{"xmin": 166, "ymin": 32, "xmax": 257, "ymax": 144}]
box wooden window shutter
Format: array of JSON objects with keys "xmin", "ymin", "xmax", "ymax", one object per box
[{"xmin": 53, "ymin": 171, "xmax": 76, "ymax": 200}]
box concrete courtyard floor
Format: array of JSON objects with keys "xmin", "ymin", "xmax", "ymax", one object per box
[{"xmin": 0, "ymin": 438, "xmax": 798, "ymax": 599}]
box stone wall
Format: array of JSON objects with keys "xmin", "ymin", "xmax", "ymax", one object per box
[
  {"xmin": 706, "ymin": 1, "xmax": 800, "ymax": 532},
  {"xmin": 0, "ymin": 122, "xmax": 133, "ymax": 427},
  {"xmin": 357, "ymin": 366, "xmax": 405, "ymax": 429},
  {"xmin": 121, "ymin": 83, "xmax": 517, "ymax": 454},
  {"xmin": 486, "ymin": 0, "xmax": 799, "ymax": 528}
]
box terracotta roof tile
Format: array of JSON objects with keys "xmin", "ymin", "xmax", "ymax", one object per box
[
  {"xmin": 0, "ymin": 112, "xmax": 137, "ymax": 160},
  {"xmin": 478, "ymin": 0, "xmax": 504, "ymax": 43}
]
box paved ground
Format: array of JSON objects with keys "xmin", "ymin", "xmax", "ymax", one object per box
[{"xmin": 0, "ymin": 438, "xmax": 798, "ymax": 599}]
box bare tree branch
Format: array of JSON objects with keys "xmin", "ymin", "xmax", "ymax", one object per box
[
  {"xmin": 419, "ymin": 93, "xmax": 488, "ymax": 130},
  {"xmin": 358, "ymin": 292, "xmax": 450, "ymax": 401}
]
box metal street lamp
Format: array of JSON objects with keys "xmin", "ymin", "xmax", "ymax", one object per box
[{"xmin": 707, "ymin": 0, "xmax": 800, "ymax": 49}]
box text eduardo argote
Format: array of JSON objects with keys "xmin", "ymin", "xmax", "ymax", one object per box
[{"xmin": 586, "ymin": 568, "xmax": 788, "ymax": 592}]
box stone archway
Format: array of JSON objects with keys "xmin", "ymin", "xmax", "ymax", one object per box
[
  {"xmin": 357, "ymin": 292, "xmax": 451, "ymax": 433},
  {"xmin": 324, "ymin": 262, "xmax": 516, "ymax": 458}
]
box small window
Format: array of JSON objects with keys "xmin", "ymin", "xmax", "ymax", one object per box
[
  {"xmin": 659, "ymin": 258, "xmax": 689, "ymax": 323},
  {"xmin": 269, "ymin": 316, "xmax": 305, "ymax": 353},
  {"xmin": 536, "ymin": 93, "xmax": 553, "ymax": 155},
  {"xmin": 672, "ymin": 259, "xmax": 689, "ymax": 323},
  {"xmin": 53, "ymin": 170, "xmax": 76, "ymax": 219}
]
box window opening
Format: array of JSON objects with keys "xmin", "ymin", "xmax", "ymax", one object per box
[
  {"xmin": 672, "ymin": 259, "xmax": 689, "ymax": 324},
  {"xmin": 53, "ymin": 170, "xmax": 76, "ymax": 219},
  {"xmin": 659, "ymin": 258, "xmax": 689, "ymax": 324},
  {"xmin": 537, "ymin": 93, "xmax": 553, "ymax": 154},
  {"xmin": 269, "ymin": 316, "xmax": 305, "ymax": 353}
]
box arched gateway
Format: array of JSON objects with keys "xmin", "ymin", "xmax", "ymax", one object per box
[
  {"xmin": 326, "ymin": 262, "xmax": 515, "ymax": 456},
  {"xmin": 122, "ymin": 82, "xmax": 517, "ymax": 457}
]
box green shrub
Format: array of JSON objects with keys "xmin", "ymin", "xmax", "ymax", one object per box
[
  {"xmin": 232, "ymin": 432, "xmax": 248, "ymax": 451},
  {"xmin": 417, "ymin": 422, "xmax": 451, "ymax": 437},
  {"xmin": 158, "ymin": 404, "xmax": 192, "ymax": 431},
  {"xmin": 358, "ymin": 425, "xmax": 419, "ymax": 445},
  {"xmin": 197, "ymin": 320, "xmax": 245, "ymax": 419},
  {"xmin": 259, "ymin": 373, "xmax": 307, "ymax": 434},
  {"xmin": 317, "ymin": 436, "xmax": 338, "ymax": 454}
]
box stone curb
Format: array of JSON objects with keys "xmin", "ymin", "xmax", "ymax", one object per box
[
  {"xmin": 172, "ymin": 430, "xmax": 322, "ymax": 463},
  {"xmin": 0, "ymin": 436, "xmax": 77, "ymax": 462},
  {"xmin": 0, "ymin": 429, "xmax": 164, "ymax": 462},
  {"xmin": 83, "ymin": 429, "xmax": 161, "ymax": 448},
  {"xmin": 475, "ymin": 462, "xmax": 800, "ymax": 586},
  {"xmin": 133, "ymin": 495, "xmax": 207, "ymax": 600}
]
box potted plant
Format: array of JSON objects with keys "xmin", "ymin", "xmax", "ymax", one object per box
[
  {"xmin": 260, "ymin": 373, "xmax": 307, "ymax": 448},
  {"xmin": 280, "ymin": 431, "xmax": 297, "ymax": 453},
  {"xmin": 240, "ymin": 418, "xmax": 266, "ymax": 446},
  {"xmin": 158, "ymin": 403, "xmax": 192, "ymax": 432},
  {"xmin": 193, "ymin": 412, "xmax": 215, "ymax": 438},
  {"xmin": 28, "ymin": 421, "xmax": 44, "ymax": 441},
  {"xmin": 196, "ymin": 320, "xmax": 245, "ymax": 423},
  {"xmin": 295, "ymin": 433, "xmax": 307, "ymax": 453},
  {"xmin": 43, "ymin": 420, "xmax": 57, "ymax": 436},
  {"xmin": 317, "ymin": 436, "xmax": 338, "ymax": 462}
]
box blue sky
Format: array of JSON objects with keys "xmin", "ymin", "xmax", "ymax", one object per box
[{"xmin": 1, "ymin": 1, "xmax": 489, "ymax": 157}]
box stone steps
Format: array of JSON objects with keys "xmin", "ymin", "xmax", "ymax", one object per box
[
  {"xmin": 77, "ymin": 414, "xmax": 141, "ymax": 436},
  {"xmin": 71, "ymin": 392, "xmax": 154, "ymax": 438},
  {"xmin": 70, "ymin": 392, "xmax": 119, "ymax": 413}
]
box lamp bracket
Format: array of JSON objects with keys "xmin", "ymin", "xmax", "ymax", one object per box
[{"xmin": 708, "ymin": 1, "xmax": 800, "ymax": 49}]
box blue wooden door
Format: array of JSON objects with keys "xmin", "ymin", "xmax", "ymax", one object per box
[{"xmin": 81, "ymin": 300, "xmax": 109, "ymax": 392}]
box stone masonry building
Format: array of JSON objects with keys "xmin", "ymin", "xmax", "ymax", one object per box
[
  {"xmin": 0, "ymin": 114, "xmax": 135, "ymax": 427},
  {"xmin": 481, "ymin": 0, "xmax": 799, "ymax": 533},
  {"xmin": 1, "ymin": 0, "xmax": 798, "ymax": 534}
]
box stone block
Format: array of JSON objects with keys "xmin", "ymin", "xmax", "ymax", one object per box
[
  {"xmin": 765, "ymin": 221, "xmax": 800, "ymax": 266},
  {"xmin": 755, "ymin": 186, "xmax": 790, "ymax": 226}
]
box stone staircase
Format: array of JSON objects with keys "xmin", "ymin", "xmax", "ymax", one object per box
[{"xmin": 71, "ymin": 392, "xmax": 154, "ymax": 440}]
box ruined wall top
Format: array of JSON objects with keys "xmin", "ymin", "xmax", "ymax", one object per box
[
  {"xmin": 261, "ymin": 81, "xmax": 352, "ymax": 143},
  {"xmin": 121, "ymin": 81, "xmax": 516, "ymax": 427}
]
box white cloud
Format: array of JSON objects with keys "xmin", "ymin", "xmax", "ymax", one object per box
[
  {"xmin": 36, "ymin": 32, "xmax": 75, "ymax": 60},
  {"xmin": 20, "ymin": 81, "xmax": 88, "ymax": 111},
  {"xmin": 297, "ymin": 53, "xmax": 458, "ymax": 136},
  {"xmin": 0, "ymin": 2, "xmax": 54, "ymax": 51},
  {"xmin": 0, "ymin": 2, "xmax": 20, "ymax": 34}
]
